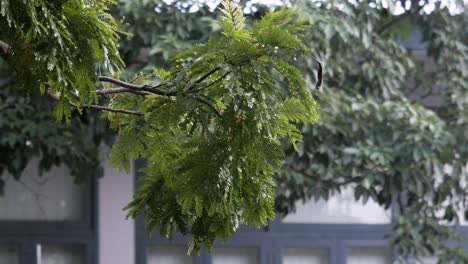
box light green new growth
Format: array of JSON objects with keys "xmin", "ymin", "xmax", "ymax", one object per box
[{"xmin": 109, "ymin": 0, "xmax": 319, "ymax": 253}]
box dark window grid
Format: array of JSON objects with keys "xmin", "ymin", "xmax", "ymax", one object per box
[
  {"xmin": 134, "ymin": 159, "xmax": 468, "ymax": 264},
  {"xmin": 137, "ymin": 217, "xmax": 393, "ymax": 264},
  {"xmin": 137, "ymin": 205, "xmax": 468, "ymax": 264},
  {"xmin": 0, "ymin": 178, "xmax": 98, "ymax": 264},
  {"xmin": 134, "ymin": 158, "xmax": 395, "ymax": 264}
]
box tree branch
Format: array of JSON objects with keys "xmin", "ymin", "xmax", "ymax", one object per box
[
  {"xmin": 377, "ymin": 6, "xmax": 422, "ymax": 34},
  {"xmin": 188, "ymin": 72, "xmax": 229, "ymax": 94},
  {"xmin": 194, "ymin": 96, "xmax": 222, "ymax": 117},
  {"xmin": 100, "ymin": 67, "xmax": 223, "ymax": 97},
  {"xmin": 96, "ymin": 87, "xmax": 151, "ymax": 96},
  {"xmin": 46, "ymin": 87, "xmax": 144, "ymax": 116},
  {"xmin": 187, "ymin": 67, "xmax": 222, "ymax": 91},
  {"xmin": 194, "ymin": 67, "xmax": 221, "ymax": 86},
  {"xmin": 98, "ymin": 76, "xmax": 176, "ymax": 96},
  {"xmin": 0, "ymin": 38, "xmax": 222, "ymax": 118},
  {"xmin": 80, "ymin": 104, "xmax": 144, "ymax": 116}
]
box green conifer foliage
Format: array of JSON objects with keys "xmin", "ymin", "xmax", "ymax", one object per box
[{"xmin": 112, "ymin": 0, "xmax": 319, "ymax": 252}]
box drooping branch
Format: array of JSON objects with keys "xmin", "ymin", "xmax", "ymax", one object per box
[
  {"xmin": 192, "ymin": 67, "xmax": 221, "ymax": 87},
  {"xmin": 194, "ymin": 96, "xmax": 223, "ymax": 117},
  {"xmin": 96, "ymin": 87, "xmax": 152, "ymax": 96},
  {"xmin": 80, "ymin": 104, "xmax": 144, "ymax": 116},
  {"xmin": 46, "ymin": 87, "xmax": 144, "ymax": 116},
  {"xmin": 187, "ymin": 72, "xmax": 230, "ymax": 94},
  {"xmin": 99, "ymin": 67, "xmax": 224, "ymax": 96},
  {"xmin": 0, "ymin": 37, "xmax": 224, "ymax": 117},
  {"xmin": 40, "ymin": 66, "xmax": 226, "ymax": 117},
  {"xmin": 98, "ymin": 76, "xmax": 176, "ymax": 96}
]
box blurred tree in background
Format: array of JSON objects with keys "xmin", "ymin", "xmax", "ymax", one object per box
[
  {"xmin": 1, "ymin": 0, "xmax": 467, "ymax": 262},
  {"xmin": 118, "ymin": 1, "xmax": 468, "ymax": 259}
]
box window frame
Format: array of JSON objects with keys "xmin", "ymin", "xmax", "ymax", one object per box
[
  {"xmin": 0, "ymin": 177, "xmax": 98, "ymax": 264},
  {"xmin": 137, "ymin": 218, "xmax": 393, "ymax": 264},
  {"xmin": 134, "ymin": 159, "xmax": 468, "ymax": 264},
  {"xmin": 134, "ymin": 158, "xmax": 393, "ymax": 264}
]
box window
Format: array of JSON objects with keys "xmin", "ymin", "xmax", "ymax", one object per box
[
  {"xmin": 347, "ymin": 248, "xmax": 391, "ymax": 264},
  {"xmin": 39, "ymin": 245, "xmax": 85, "ymax": 264},
  {"xmin": 283, "ymin": 248, "xmax": 328, "ymax": 264},
  {"xmin": 135, "ymin": 175, "xmax": 393, "ymax": 264},
  {"xmin": 282, "ymin": 187, "xmax": 391, "ymax": 224},
  {"xmin": 212, "ymin": 247, "xmax": 259, "ymax": 264},
  {"xmin": 146, "ymin": 246, "xmax": 192, "ymax": 264},
  {"xmin": 0, "ymin": 160, "xmax": 97, "ymax": 264},
  {"xmin": 0, "ymin": 245, "xmax": 18, "ymax": 264},
  {"xmin": 134, "ymin": 162, "xmax": 468, "ymax": 264}
]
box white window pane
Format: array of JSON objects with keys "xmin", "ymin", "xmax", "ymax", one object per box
[
  {"xmin": 0, "ymin": 159, "xmax": 85, "ymax": 221},
  {"xmin": 0, "ymin": 245, "xmax": 18, "ymax": 264},
  {"xmin": 419, "ymin": 257, "xmax": 456, "ymax": 264},
  {"xmin": 41, "ymin": 245, "xmax": 84, "ymax": 264},
  {"xmin": 458, "ymin": 210, "xmax": 468, "ymax": 226},
  {"xmin": 420, "ymin": 257, "xmax": 438, "ymax": 264},
  {"xmin": 283, "ymin": 248, "xmax": 328, "ymax": 264},
  {"xmin": 436, "ymin": 203, "xmax": 468, "ymax": 226},
  {"xmin": 212, "ymin": 247, "xmax": 258, "ymax": 264},
  {"xmin": 347, "ymin": 248, "xmax": 391, "ymax": 264},
  {"xmin": 436, "ymin": 165, "xmax": 468, "ymax": 226},
  {"xmin": 146, "ymin": 246, "xmax": 192, "ymax": 264},
  {"xmin": 283, "ymin": 187, "xmax": 391, "ymax": 224}
]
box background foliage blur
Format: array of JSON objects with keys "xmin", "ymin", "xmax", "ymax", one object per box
[{"xmin": 0, "ymin": 0, "xmax": 467, "ymax": 261}]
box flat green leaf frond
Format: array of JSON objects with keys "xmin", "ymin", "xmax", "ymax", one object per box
[
  {"xmin": 277, "ymin": 98, "xmax": 319, "ymax": 124},
  {"xmin": 220, "ymin": 0, "xmax": 245, "ymax": 31},
  {"xmin": 109, "ymin": 4, "xmax": 320, "ymax": 254},
  {"xmin": 109, "ymin": 126, "xmax": 145, "ymax": 173},
  {"xmin": 253, "ymin": 8, "xmax": 309, "ymax": 54}
]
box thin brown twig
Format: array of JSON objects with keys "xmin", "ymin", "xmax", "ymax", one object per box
[
  {"xmin": 187, "ymin": 67, "xmax": 222, "ymax": 91},
  {"xmin": 46, "ymin": 87, "xmax": 144, "ymax": 116},
  {"xmin": 194, "ymin": 96, "xmax": 222, "ymax": 117},
  {"xmin": 96, "ymin": 87, "xmax": 151, "ymax": 96},
  {"xmin": 194, "ymin": 67, "xmax": 221, "ymax": 85},
  {"xmin": 188, "ymin": 72, "xmax": 230, "ymax": 94},
  {"xmin": 17, "ymin": 178, "xmax": 48, "ymax": 218},
  {"xmin": 1, "ymin": 37, "xmax": 223, "ymax": 117},
  {"xmin": 98, "ymin": 76, "xmax": 176, "ymax": 96},
  {"xmin": 81, "ymin": 104, "xmax": 144, "ymax": 116}
]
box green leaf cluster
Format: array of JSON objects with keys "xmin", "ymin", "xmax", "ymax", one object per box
[
  {"xmin": 275, "ymin": 1, "xmax": 468, "ymax": 262},
  {"xmin": 110, "ymin": 0, "xmax": 319, "ymax": 253},
  {"xmin": 0, "ymin": 0, "xmax": 125, "ymax": 121},
  {"xmin": 2, "ymin": 0, "xmax": 466, "ymax": 261}
]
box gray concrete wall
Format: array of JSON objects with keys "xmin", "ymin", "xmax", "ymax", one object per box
[{"xmin": 98, "ymin": 160, "xmax": 135, "ymax": 264}]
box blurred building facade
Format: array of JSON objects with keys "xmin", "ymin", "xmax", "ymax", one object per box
[
  {"xmin": 0, "ymin": 156, "xmax": 451, "ymax": 264},
  {"xmin": 0, "ymin": 32, "xmax": 463, "ymax": 264}
]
